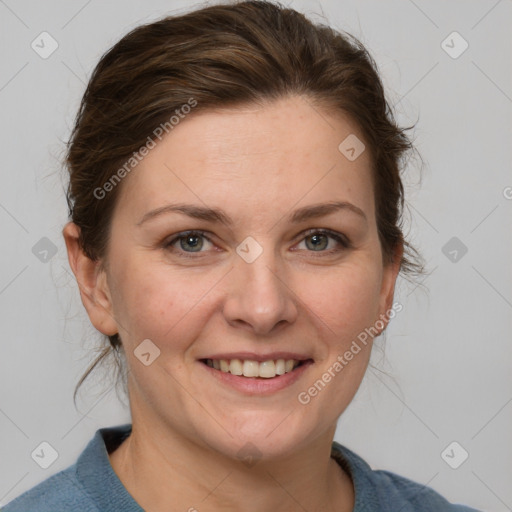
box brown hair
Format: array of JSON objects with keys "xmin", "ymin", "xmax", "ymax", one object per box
[{"xmin": 66, "ymin": 0, "xmax": 424, "ymax": 402}]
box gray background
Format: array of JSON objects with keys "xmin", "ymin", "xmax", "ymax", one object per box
[{"xmin": 0, "ymin": 1, "xmax": 510, "ymax": 510}]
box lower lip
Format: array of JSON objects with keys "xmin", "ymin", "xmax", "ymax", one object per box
[{"xmin": 199, "ymin": 360, "xmax": 313, "ymax": 395}]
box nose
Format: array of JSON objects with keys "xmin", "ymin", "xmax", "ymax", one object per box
[{"xmin": 222, "ymin": 248, "xmax": 298, "ymax": 336}]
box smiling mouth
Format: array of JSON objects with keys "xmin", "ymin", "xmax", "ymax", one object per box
[{"xmin": 200, "ymin": 358, "xmax": 312, "ymax": 379}]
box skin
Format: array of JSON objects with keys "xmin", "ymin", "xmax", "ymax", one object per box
[{"xmin": 63, "ymin": 95, "xmax": 402, "ymax": 512}]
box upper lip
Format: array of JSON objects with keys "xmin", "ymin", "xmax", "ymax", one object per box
[{"xmin": 200, "ymin": 352, "xmax": 313, "ymax": 362}]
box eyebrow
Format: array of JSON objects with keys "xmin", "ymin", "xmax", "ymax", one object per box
[{"xmin": 136, "ymin": 200, "xmax": 367, "ymax": 227}]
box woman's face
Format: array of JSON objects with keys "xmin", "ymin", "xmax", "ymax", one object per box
[{"xmin": 90, "ymin": 95, "xmax": 400, "ymax": 460}]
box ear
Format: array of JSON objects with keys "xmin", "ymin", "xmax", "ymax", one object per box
[
  {"xmin": 62, "ymin": 222, "xmax": 118, "ymax": 336},
  {"xmin": 377, "ymin": 242, "xmax": 403, "ymax": 332}
]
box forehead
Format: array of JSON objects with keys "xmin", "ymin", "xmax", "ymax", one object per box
[{"xmin": 115, "ymin": 95, "xmax": 375, "ymax": 224}]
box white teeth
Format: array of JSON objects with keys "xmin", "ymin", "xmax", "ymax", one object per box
[
  {"xmin": 258, "ymin": 360, "xmax": 276, "ymax": 378},
  {"xmin": 242, "ymin": 360, "xmax": 259, "ymax": 377},
  {"xmin": 205, "ymin": 358, "xmax": 303, "ymax": 378},
  {"xmin": 229, "ymin": 358, "xmax": 243, "ymax": 376}
]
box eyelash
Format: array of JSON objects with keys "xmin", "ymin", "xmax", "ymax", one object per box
[{"xmin": 163, "ymin": 228, "xmax": 351, "ymax": 258}]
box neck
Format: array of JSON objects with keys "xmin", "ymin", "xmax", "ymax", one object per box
[{"xmin": 109, "ymin": 419, "xmax": 354, "ymax": 512}]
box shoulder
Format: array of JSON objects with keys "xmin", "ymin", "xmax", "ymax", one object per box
[
  {"xmin": 2, "ymin": 424, "xmax": 135, "ymax": 512},
  {"xmin": 364, "ymin": 468, "xmax": 480, "ymax": 512},
  {"xmin": 331, "ymin": 442, "xmax": 481, "ymax": 512},
  {"xmin": 1, "ymin": 466, "xmax": 97, "ymax": 512}
]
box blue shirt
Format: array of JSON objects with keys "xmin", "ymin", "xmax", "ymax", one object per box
[{"xmin": 2, "ymin": 424, "xmax": 480, "ymax": 511}]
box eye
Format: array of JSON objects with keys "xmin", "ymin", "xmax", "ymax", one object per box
[
  {"xmin": 165, "ymin": 230, "xmax": 214, "ymax": 255},
  {"xmin": 294, "ymin": 229, "xmax": 350, "ymax": 253},
  {"xmin": 164, "ymin": 228, "xmax": 350, "ymax": 258}
]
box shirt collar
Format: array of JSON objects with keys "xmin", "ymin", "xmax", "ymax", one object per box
[
  {"xmin": 77, "ymin": 424, "xmax": 374, "ymax": 512},
  {"xmin": 76, "ymin": 423, "xmax": 142, "ymax": 512}
]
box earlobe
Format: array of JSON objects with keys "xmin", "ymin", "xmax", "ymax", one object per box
[{"xmin": 62, "ymin": 222, "xmax": 119, "ymax": 336}]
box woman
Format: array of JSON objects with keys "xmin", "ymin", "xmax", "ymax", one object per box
[{"xmin": 3, "ymin": 1, "xmax": 479, "ymax": 511}]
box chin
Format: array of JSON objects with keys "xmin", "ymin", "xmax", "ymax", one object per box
[{"xmin": 196, "ymin": 408, "xmax": 320, "ymax": 463}]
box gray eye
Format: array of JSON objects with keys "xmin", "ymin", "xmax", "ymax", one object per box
[
  {"xmin": 179, "ymin": 234, "xmax": 204, "ymax": 252},
  {"xmin": 305, "ymin": 233, "xmax": 329, "ymax": 251}
]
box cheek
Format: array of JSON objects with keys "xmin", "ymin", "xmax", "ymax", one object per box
[
  {"xmin": 111, "ymin": 260, "xmax": 219, "ymax": 350},
  {"xmin": 109, "ymin": 261, "xmax": 173, "ymax": 344},
  {"xmin": 300, "ymin": 261, "xmax": 382, "ymax": 342}
]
